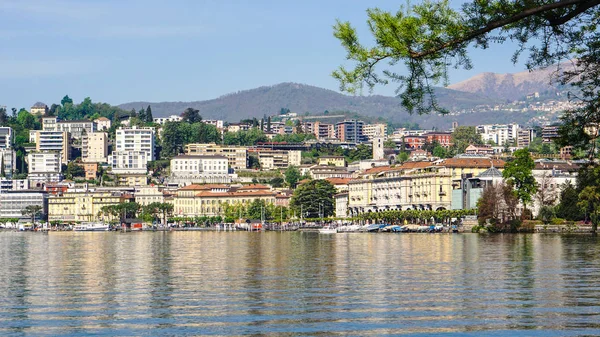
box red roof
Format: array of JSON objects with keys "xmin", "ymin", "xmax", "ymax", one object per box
[{"xmin": 195, "ymin": 190, "xmax": 276, "ymax": 197}]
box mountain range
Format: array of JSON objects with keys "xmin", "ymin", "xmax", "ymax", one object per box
[{"xmin": 119, "ymin": 65, "xmax": 568, "ymax": 129}]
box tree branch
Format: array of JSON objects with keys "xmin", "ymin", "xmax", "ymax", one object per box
[{"xmin": 410, "ymin": 0, "xmax": 599, "ymax": 59}]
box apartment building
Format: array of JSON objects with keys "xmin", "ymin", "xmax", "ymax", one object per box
[
  {"xmin": 347, "ymin": 162, "xmax": 452, "ymax": 216},
  {"xmin": 30, "ymin": 102, "xmax": 48, "ymax": 115},
  {"xmin": 94, "ymin": 117, "xmax": 111, "ymax": 131},
  {"xmin": 0, "ymin": 127, "xmax": 13, "ymax": 149},
  {"xmin": 476, "ymin": 124, "xmax": 519, "ymax": 146},
  {"xmin": 170, "ymin": 155, "xmax": 230, "ymax": 184},
  {"xmin": 255, "ymin": 149, "xmax": 301, "ymax": 170},
  {"xmin": 42, "ymin": 116, "xmax": 97, "ymax": 139},
  {"xmin": 363, "ymin": 123, "xmax": 388, "ymax": 140},
  {"xmin": 82, "ymin": 132, "xmax": 108, "ymax": 163},
  {"xmin": 517, "ymin": 128, "xmax": 536, "ymax": 147},
  {"xmin": 317, "ymin": 156, "xmax": 346, "ymax": 167},
  {"xmin": 34, "ymin": 131, "xmax": 70, "ymax": 162},
  {"xmin": 336, "ymin": 120, "xmax": 367, "ymax": 143},
  {"xmin": 108, "ymin": 151, "xmax": 149, "ymax": 174},
  {"xmin": 542, "ymin": 125, "xmax": 560, "ymax": 143},
  {"xmin": 115, "ymin": 126, "xmax": 155, "ymax": 161},
  {"xmin": 424, "ymin": 132, "xmax": 453, "ymax": 148},
  {"xmin": 304, "ymin": 122, "xmax": 336, "ymax": 140},
  {"xmin": 153, "ymin": 115, "xmax": 183, "ymax": 124},
  {"xmin": 27, "ymin": 151, "xmax": 63, "ymax": 182},
  {"xmin": 134, "ymin": 186, "xmax": 166, "ymax": 206},
  {"xmin": 173, "ymin": 184, "xmax": 276, "ymax": 217},
  {"xmin": 47, "ymin": 190, "xmax": 127, "ymax": 223},
  {"xmin": 0, "ymin": 149, "xmax": 16, "ymax": 178},
  {"xmin": 0, "ymin": 190, "xmax": 48, "ymax": 220},
  {"xmin": 185, "ymin": 143, "xmax": 248, "ymax": 170},
  {"xmin": 0, "ymin": 178, "xmax": 29, "ymax": 191}
]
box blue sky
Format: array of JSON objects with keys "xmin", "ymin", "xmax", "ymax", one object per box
[{"xmin": 1, "ymin": 0, "xmax": 526, "ymax": 110}]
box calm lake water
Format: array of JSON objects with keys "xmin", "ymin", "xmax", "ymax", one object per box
[{"xmin": 1, "ymin": 232, "xmax": 600, "ymax": 336}]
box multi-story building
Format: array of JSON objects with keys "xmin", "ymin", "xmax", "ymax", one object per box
[
  {"xmin": 27, "ymin": 151, "xmax": 63, "ymax": 183},
  {"xmin": 304, "ymin": 122, "xmax": 336, "ymax": 140},
  {"xmin": 542, "ymin": 125, "xmax": 560, "ymax": 143},
  {"xmin": 464, "ymin": 145, "xmax": 495, "ymax": 155},
  {"xmin": 42, "ymin": 116, "xmax": 97, "ymax": 139},
  {"xmin": 363, "ymin": 123, "xmax": 388, "ymax": 140},
  {"xmin": 517, "ymin": 128, "xmax": 536, "ymax": 147},
  {"xmin": 424, "ymin": 132, "xmax": 453, "ymax": 148},
  {"xmin": 317, "ymin": 156, "xmax": 346, "ymax": 167},
  {"xmin": 227, "ymin": 123, "xmax": 252, "ymax": 133},
  {"xmin": 34, "ymin": 131, "xmax": 70, "ymax": 162},
  {"xmin": 173, "ymin": 184, "xmax": 276, "ymax": 217},
  {"xmin": 153, "ymin": 115, "xmax": 183, "ymax": 124},
  {"xmin": 204, "ymin": 120, "xmax": 224, "ymax": 129},
  {"xmin": 336, "ymin": 120, "xmax": 367, "ymax": 143},
  {"xmin": 334, "ymin": 192, "xmax": 349, "ymax": 218},
  {"xmin": 0, "ymin": 178, "xmax": 30, "ymax": 191},
  {"xmin": 134, "ymin": 186, "xmax": 166, "ymax": 206},
  {"xmin": 255, "ymin": 149, "xmax": 301, "ymax": 170},
  {"xmin": 185, "ymin": 143, "xmax": 248, "ymax": 170},
  {"xmin": 0, "ymin": 190, "xmax": 48, "ymax": 221},
  {"xmin": 476, "ymin": 124, "xmax": 519, "ymax": 146},
  {"xmin": 115, "ymin": 126, "xmax": 155, "ymax": 161},
  {"xmin": 0, "ymin": 149, "xmax": 16, "ymax": 178},
  {"xmin": 347, "ymin": 162, "xmax": 452, "ymax": 216},
  {"xmin": 0, "ymin": 127, "xmax": 13, "ymax": 149},
  {"xmin": 82, "ymin": 132, "xmax": 108, "ymax": 163},
  {"xmin": 80, "ymin": 163, "xmax": 98, "ymax": 180},
  {"xmin": 30, "ymin": 102, "xmax": 48, "ymax": 115},
  {"xmin": 108, "ymin": 151, "xmax": 149, "ymax": 175},
  {"xmin": 170, "ymin": 155, "xmax": 230, "ymax": 184},
  {"xmin": 94, "ymin": 117, "xmax": 111, "ymax": 131},
  {"xmin": 47, "ymin": 190, "xmax": 127, "ymax": 223}
]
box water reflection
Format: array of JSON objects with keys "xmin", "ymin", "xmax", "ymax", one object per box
[{"xmin": 1, "ymin": 232, "xmax": 600, "ymax": 336}]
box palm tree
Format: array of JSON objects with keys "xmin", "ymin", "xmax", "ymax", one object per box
[{"xmin": 22, "ymin": 205, "xmax": 43, "ymax": 226}]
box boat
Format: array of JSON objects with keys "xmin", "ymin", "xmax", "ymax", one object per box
[
  {"xmin": 73, "ymin": 222, "xmax": 110, "ymax": 232},
  {"xmin": 318, "ymin": 225, "xmax": 337, "ymax": 234},
  {"xmin": 366, "ymin": 223, "xmax": 387, "ymax": 232}
]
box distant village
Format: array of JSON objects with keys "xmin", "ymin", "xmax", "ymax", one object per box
[{"xmin": 0, "ymin": 101, "xmax": 579, "ymax": 230}]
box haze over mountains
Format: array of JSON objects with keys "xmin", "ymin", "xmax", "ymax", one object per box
[{"xmin": 119, "ymin": 65, "xmax": 569, "ymax": 129}]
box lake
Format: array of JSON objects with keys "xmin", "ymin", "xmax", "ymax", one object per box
[{"xmin": 1, "ymin": 231, "xmax": 599, "ymax": 336}]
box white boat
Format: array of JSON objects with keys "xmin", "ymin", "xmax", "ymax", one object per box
[
  {"xmin": 318, "ymin": 225, "xmax": 337, "ymax": 234},
  {"xmin": 73, "ymin": 222, "xmax": 110, "ymax": 232}
]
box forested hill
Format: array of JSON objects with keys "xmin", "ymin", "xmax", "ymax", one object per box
[{"xmin": 118, "ymin": 83, "xmax": 500, "ymax": 129}]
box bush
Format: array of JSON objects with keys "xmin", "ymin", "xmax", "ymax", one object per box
[{"xmin": 551, "ymin": 218, "xmax": 565, "ymax": 226}]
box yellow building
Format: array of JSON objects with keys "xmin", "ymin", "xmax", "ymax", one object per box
[
  {"xmin": 317, "ymin": 156, "xmax": 346, "ymax": 167},
  {"xmin": 185, "ymin": 143, "xmax": 248, "ymax": 170},
  {"xmin": 434, "ymin": 157, "xmax": 505, "ymax": 189},
  {"xmin": 173, "ymin": 184, "xmax": 276, "ymax": 217},
  {"xmin": 115, "ymin": 174, "xmax": 148, "ymax": 187},
  {"xmin": 48, "ymin": 190, "xmax": 127, "ymax": 222},
  {"xmin": 347, "ymin": 162, "xmax": 452, "ymax": 216}
]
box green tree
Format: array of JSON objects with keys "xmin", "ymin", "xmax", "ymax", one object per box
[
  {"xmin": 22, "ymin": 205, "xmax": 43, "ymax": 224},
  {"xmin": 290, "ymin": 179, "xmax": 336, "ymax": 218},
  {"xmin": 333, "ymin": 1, "xmax": 600, "ymax": 117},
  {"xmin": 247, "ymin": 199, "xmax": 271, "ymax": 220},
  {"xmin": 284, "ymin": 165, "xmax": 301, "ymax": 188},
  {"xmin": 451, "ymin": 126, "xmax": 483, "ymax": 154},
  {"xmin": 61, "ymin": 95, "xmax": 73, "ymax": 106},
  {"xmin": 182, "ymin": 108, "xmax": 202, "ymax": 123},
  {"xmin": 502, "ymin": 149, "xmax": 537, "ymax": 216},
  {"xmin": 383, "ymin": 139, "xmax": 396, "ymax": 149},
  {"xmin": 396, "ymin": 152, "xmax": 409, "ymax": 164},
  {"xmin": 0, "ymin": 107, "xmax": 8, "ymax": 125},
  {"xmin": 556, "ymin": 181, "xmax": 584, "ymax": 221},
  {"xmin": 145, "ymin": 105, "xmax": 153, "ymax": 123},
  {"xmin": 267, "ymin": 116, "xmax": 272, "ymax": 132},
  {"xmin": 432, "ymin": 145, "xmax": 448, "ymax": 158},
  {"xmin": 64, "ymin": 162, "xmax": 85, "ymax": 179}
]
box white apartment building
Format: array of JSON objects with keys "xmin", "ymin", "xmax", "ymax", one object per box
[
  {"xmin": 170, "ymin": 155, "xmax": 230, "ymax": 184},
  {"xmin": 108, "ymin": 151, "xmax": 149, "ymax": 175},
  {"xmin": 335, "ymin": 192, "xmax": 349, "ymax": 218},
  {"xmin": 27, "ymin": 151, "xmax": 63, "ymax": 183},
  {"xmin": 363, "ymin": 123, "xmax": 388, "ymax": 140},
  {"xmin": 42, "ymin": 116, "xmax": 96, "ymax": 139},
  {"xmin": 94, "ymin": 117, "xmax": 111, "ymax": 131},
  {"xmin": 153, "ymin": 115, "xmax": 182, "ymax": 124},
  {"xmin": 115, "ymin": 126, "xmax": 155, "ymax": 161},
  {"xmin": 82, "ymin": 132, "xmax": 108, "ymax": 163},
  {"xmin": 134, "ymin": 186, "xmax": 166, "ymax": 206},
  {"xmin": 34, "ymin": 131, "xmax": 70, "ymax": 162},
  {"xmin": 0, "ymin": 127, "xmax": 13, "ymax": 149},
  {"xmin": 185, "ymin": 143, "xmax": 248, "ymax": 170},
  {"xmin": 204, "ymin": 120, "xmax": 224, "ymax": 129},
  {"xmin": 476, "ymin": 124, "xmax": 519, "ymax": 146},
  {"xmin": 256, "ymin": 150, "xmax": 301, "ymax": 170},
  {"xmin": 0, "ymin": 178, "xmax": 29, "ymax": 191},
  {"xmin": 0, "ymin": 190, "xmax": 48, "ymax": 221},
  {"xmin": 0, "ymin": 149, "xmax": 16, "ymax": 178}
]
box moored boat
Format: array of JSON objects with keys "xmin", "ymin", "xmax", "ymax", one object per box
[
  {"xmin": 73, "ymin": 222, "xmax": 110, "ymax": 232},
  {"xmin": 318, "ymin": 225, "xmax": 337, "ymax": 234}
]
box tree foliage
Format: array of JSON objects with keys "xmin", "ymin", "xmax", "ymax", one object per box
[
  {"xmin": 502, "ymin": 149, "xmax": 537, "ymax": 212},
  {"xmin": 284, "ymin": 165, "xmax": 301, "ymax": 188},
  {"xmin": 160, "ymin": 121, "xmax": 221, "ymax": 158},
  {"xmin": 334, "ymin": 0, "xmax": 600, "ymax": 119},
  {"xmin": 290, "ymin": 179, "xmax": 337, "ymax": 218},
  {"xmin": 556, "ymin": 180, "xmax": 584, "ymax": 221},
  {"xmin": 451, "ymin": 126, "xmax": 483, "ymax": 154}
]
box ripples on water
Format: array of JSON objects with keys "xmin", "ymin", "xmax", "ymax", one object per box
[{"xmin": 1, "ymin": 232, "xmax": 600, "ymax": 336}]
